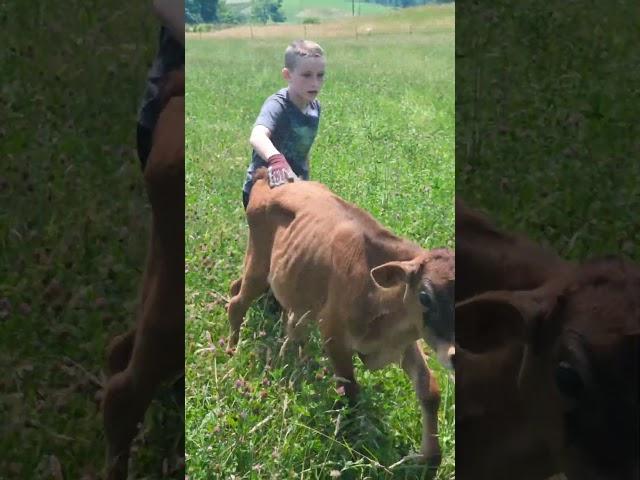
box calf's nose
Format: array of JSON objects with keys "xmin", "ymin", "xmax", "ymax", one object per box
[{"xmin": 448, "ymin": 345, "xmax": 456, "ymax": 369}]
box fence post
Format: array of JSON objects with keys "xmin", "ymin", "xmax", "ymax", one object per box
[
  {"xmin": 409, "ymin": 24, "xmax": 412, "ymax": 35},
  {"xmin": 355, "ymin": 25, "xmax": 358, "ymax": 39},
  {"xmin": 250, "ymin": 23, "xmax": 254, "ymax": 39}
]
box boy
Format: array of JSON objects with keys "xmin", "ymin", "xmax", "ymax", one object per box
[
  {"xmin": 136, "ymin": 0, "xmax": 185, "ymax": 170},
  {"xmin": 242, "ymin": 39, "xmax": 326, "ymax": 208}
]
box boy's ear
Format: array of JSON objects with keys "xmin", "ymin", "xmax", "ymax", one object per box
[{"xmin": 282, "ymin": 67, "xmax": 291, "ymax": 81}]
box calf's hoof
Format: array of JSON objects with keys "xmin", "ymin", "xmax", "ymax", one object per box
[
  {"xmin": 228, "ymin": 331, "xmax": 240, "ymax": 349},
  {"xmin": 390, "ymin": 452, "xmax": 440, "ymax": 479},
  {"xmin": 420, "ymin": 435, "xmax": 442, "ymax": 467},
  {"xmin": 331, "ymin": 383, "xmax": 361, "ymax": 410},
  {"xmin": 425, "ymin": 453, "xmax": 441, "ymax": 469},
  {"xmin": 417, "ymin": 451, "xmax": 442, "ymax": 472},
  {"xmin": 104, "ymin": 454, "xmax": 128, "ymax": 480}
]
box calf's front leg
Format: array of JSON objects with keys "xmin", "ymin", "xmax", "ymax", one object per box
[
  {"xmin": 401, "ymin": 342, "xmax": 442, "ymax": 469},
  {"xmin": 106, "ymin": 328, "xmax": 136, "ymax": 376},
  {"xmin": 323, "ymin": 332, "xmax": 360, "ymax": 403},
  {"xmin": 103, "ymin": 324, "xmax": 182, "ymax": 480}
]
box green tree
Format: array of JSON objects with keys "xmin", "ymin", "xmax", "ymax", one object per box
[
  {"xmin": 251, "ymin": 0, "xmax": 286, "ymax": 24},
  {"xmin": 185, "ymin": 0, "xmax": 219, "ymax": 24},
  {"xmin": 218, "ymin": 1, "xmax": 247, "ymax": 24},
  {"xmin": 201, "ymin": 0, "xmax": 219, "ymax": 22},
  {"xmin": 185, "ymin": 0, "xmax": 202, "ymax": 23}
]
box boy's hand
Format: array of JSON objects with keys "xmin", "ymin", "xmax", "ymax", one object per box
[{"xmin": 267, "ymin": 154, "xmax": 297, "ymax": 187}]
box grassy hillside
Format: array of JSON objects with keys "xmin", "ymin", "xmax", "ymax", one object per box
[{"xmin": 185, "ymin": 7, "xmax": 454, "ymax": 479}]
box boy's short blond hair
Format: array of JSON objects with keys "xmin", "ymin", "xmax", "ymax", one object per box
[{"xmin": 284, "ymin": 40, "xmax": 325, "ymax": 71}]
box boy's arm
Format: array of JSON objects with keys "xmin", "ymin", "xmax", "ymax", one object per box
[
  {"xmin": 249, "ymin": 125, "xmax": 279, "ymax": 160},
  {"xmin": 153, "ymin": 0, "xmax": 185, "ymax": 46},
  {"xmin": 250, "ymin": 125, "xmax": 297, "ymax": 187}
]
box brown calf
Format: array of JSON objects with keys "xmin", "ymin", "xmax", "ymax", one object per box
[
  {"xmin": 455, "ymin": 201, "xmax": 639, "ymax": 480},
  {"xmin": 228, "ymin": 171, "xmax": 454, "ymax": 469},
  {"xmin": 102, "ymin": 70, "xmax": 184, "ymax": 480}
]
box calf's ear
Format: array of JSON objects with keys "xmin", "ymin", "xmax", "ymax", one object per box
[
  {"xmin": 455, "ymin": 290, "xmax": 551, "ymax": 354},
  {"xmin": 370, "ymin": 260, "xmax": 423, "ymax": 289}
]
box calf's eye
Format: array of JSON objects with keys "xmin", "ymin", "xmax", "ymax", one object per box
[
  {"xmin": 555, "ymin": 361, "xmax": 584, "ymax": 399},
  {"xmin": 419, "ymin": 290, "xmax": 432, "ymax": 309}
]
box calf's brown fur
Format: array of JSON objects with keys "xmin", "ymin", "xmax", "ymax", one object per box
[
  {"xmin": 228, "ymin": 171, "xmax": 454, "ymax": 468},
  {"xmin": 102, "ymin": 70, "xmax": 184, "ymax": 480},
  {"xmin": 456, "ymin": 199, "xmax": 572, "ymax": 301}
]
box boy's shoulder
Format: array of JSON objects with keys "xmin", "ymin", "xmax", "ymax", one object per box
[
  {"xmin": 263, "ymin": 87, "xmax": 289, "ymax": 105},
  {"xmin": 258, "ymin": 88, "xmax": 321, "ymax": 121}
]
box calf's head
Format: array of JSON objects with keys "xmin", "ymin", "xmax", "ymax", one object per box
[
  {"xmin": 456, "ymin": 257, "xmax": 640, "ymax": 480},
  {"xmin": 369, "ymin": 248, "xmax": 455, "ymax": 368}
]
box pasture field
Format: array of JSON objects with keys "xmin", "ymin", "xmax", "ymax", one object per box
[
  {"xmin": 280, "ymin": 0, "xmax": 390, "ymax": 23},
  {"xmin": 185, "ymin": 5, "xmax": 454, "ymax": 480},
  {"xmin": 190, "ymin": 4, "xmax": 453, "ymax": 39},
  {"xmin": 1, "ymin": 1, "xmax": 183, "ymax": 478}
]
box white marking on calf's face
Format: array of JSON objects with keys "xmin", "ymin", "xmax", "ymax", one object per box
[
  {"xmin": 419, "ymin": 279, "xmax": 455, "ymax": 370},
  {"xmin": 436, "ymin": 343, "xmax": 455, "ymax": 370}
]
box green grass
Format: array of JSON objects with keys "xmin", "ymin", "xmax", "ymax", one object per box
[
  {"xmin": 185, "ymin": 6, "xmax": 454, "ymax": 479},
  {"xmin": 1, "ymin": 1, "xmax": 183, "ymax": 478},
  {"xmin": 456, "ymin": 0, "xmax": 639, "ymax": 261}
]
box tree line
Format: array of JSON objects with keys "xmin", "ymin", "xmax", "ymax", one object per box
[
  {"xmin": 186, "ymin": 0, "xmax": 286, "ymax": 24},
  {"xmin": 186, "ymin": 0, "xmax": 219, "ymax": 23},
  {"xmin": 185, "ymin": 0, "xmax": 452, "ymax": 25},
  {"xmin": 362, "ymin": 0, "xmax": 451, "ymax": 5}
]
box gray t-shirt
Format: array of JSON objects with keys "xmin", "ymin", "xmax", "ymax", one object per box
[
  {"xmin": 243, "ymin": 87, "xmax": 321, "ymax": 193},
  {"xmin": 137, "ymin": 26, "xmax": 185, "ymax": 130}
]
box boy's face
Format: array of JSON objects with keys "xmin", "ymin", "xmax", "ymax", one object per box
[{"xmin": 283, "ymin": 56, "xmax": 326, "ymax": 106}]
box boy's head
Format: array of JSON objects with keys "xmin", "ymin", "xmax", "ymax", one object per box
[{"xmin": 282, "ymin": 40, "xmax": 326, "ymax": 107}]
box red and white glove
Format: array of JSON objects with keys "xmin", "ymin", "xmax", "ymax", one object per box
[{"xmin": 267, "ymin": 153, "xmax": 297, "ymax": 187}]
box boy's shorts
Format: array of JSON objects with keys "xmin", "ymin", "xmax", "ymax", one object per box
[
  {"xmin": 136, "ymin": 123, "xmax": 153, "ymax": 171},
  {"xmin": 242, "ymin": 190, "xmax": 250, "ymax": 210}
]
